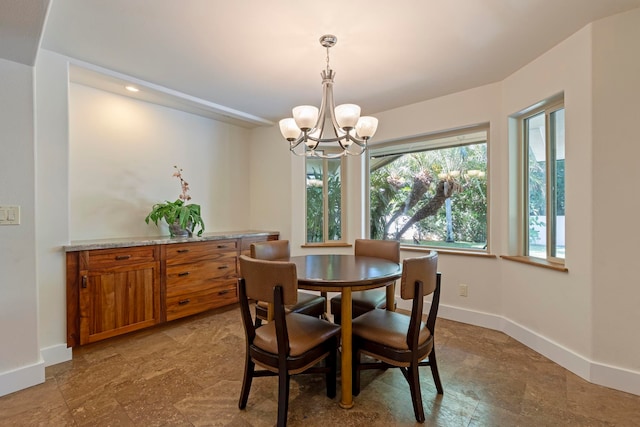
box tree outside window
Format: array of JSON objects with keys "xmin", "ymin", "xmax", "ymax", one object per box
[
  {"xmin": 369, "ymin": 129, "xmax": 488, "ymax": 251},
  {"xmin": 306, "ymin": 156, "xmax": 343, "ymax": 243}
]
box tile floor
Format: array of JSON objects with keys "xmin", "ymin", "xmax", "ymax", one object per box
[{"xmin": 1, "ymin": 305, "xmax": 639, "ymax": 426}]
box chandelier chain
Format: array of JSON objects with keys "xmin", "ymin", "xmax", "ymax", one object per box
[{"xmin": 325, "ymin": 46, "xmax": 331, "ymax": 74}]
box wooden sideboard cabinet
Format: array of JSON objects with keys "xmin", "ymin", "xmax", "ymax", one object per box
[
  {"xmin": 66, "ymin": 246, "xmax": 161, "ymax": 346},
  {"xmin": 66, "ymin": 231, "xmax": 278, "ymax": 347}
]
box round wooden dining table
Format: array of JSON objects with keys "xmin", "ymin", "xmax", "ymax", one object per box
[{"xmin": 289, "ymin": 254, "xmax": 402, "ymax": 409}]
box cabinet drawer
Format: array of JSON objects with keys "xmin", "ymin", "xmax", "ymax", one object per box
[
  {"xmin": 166, "ymin": 281, "xmax": 237, "ymax": 321},
  {"xmin": 166, "ymin": 257, "xmax": 237, "ymax": 297},
  {"xmin": 83, "ymin": 246, "xmax": 157, "ymax": 269},
  {"xmin": 165, "ymin": 240, "xmax": 238, "ymax": 265}
]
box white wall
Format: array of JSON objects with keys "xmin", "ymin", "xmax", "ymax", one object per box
[
  {"xmin": 591, "ymin": 9, "xmax": 640, "ymax": 372},
  {"xmin": 69, "ymin": 83, "xmax": 252, "ymax": 240},
  {"xmin": 501, "ymin": 21, "xmax": 594, "ymax": 363},
  {"xmin": 0, "ymin": 58, "xmax": 42, "ymax": 396},
  {"xmin": 35, "ymin": 49, "xmax": 71, "ymax": 366},
  {"xmin": 248, "ymin": 125, "xmax": 293, "ymax": 241}
]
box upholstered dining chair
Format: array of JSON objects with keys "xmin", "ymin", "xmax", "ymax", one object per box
[
  {"xmin": 250, "ymin": 240, "xmax": 326, "ymax": 324},
  {"xmin": 330, "ymin": 238, "xmax": 400, "ymax": 324},
  {"xmin": 351, "ymin": 252, "xmax": 442, "ymax": 423},
  {"xmin": 237, "ymin": 255, "xmax": 341, "ymax": 427}
]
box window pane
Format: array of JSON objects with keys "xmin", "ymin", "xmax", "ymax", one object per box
[
  {"xmin": 306, "ymin": 158, "xmax": 324, "ymax": 243},
  {"xmin": 551, "ymin": 108, "xmax": 565, "ymax": 259},
  {"xmin": 370, "ymin": 136, "xmax": 487, "ymax": 251},
  {"xmin": 306, "ymin": 156, "xmax": 343, "ymax": 243},
  {"xmin": 326, "ymin": 158, "xmax": 342, "ymax": 241},
  {"xmin": 526, "ymin": 113, "xmax": 547, "ymax": 258}
]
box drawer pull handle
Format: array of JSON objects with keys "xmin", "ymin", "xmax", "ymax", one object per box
[
  {"xmin": 217, "ymin": 244, "xmax": 229, "ymax": 249},
  {"xmin": 177, "ymin": 249, "xmax": 190, "ymax": 253},
  {"xmin": 82, "ymin": 276, "xmax": 87, "ymax": 288},
  {"xmin": 115, "ymin": 255, "xmax": 131, "ymax": 260},
  {"xmin": 218, "ymin": 265, "xmax": 229, "ymax": 270},
  {"xmin": 178, "ymin": 299, "xmax": 191, "ymax": 305},
  {"xmin": 178, "ymin": 272, "xmax": 190, "ymax": 277},
  {"xmin": 218, "ymin": 289, "xmax": 230, "ymax": 295}
]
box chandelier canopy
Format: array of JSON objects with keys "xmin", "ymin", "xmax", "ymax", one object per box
[{"xmin": 279, "ymin": 35, "xmax": 378, "ymax": 158}]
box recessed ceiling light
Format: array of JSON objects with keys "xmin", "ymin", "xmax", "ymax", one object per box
[{"xmin": 125, "ymin": 85, "xmax": 139, "ymax": 92}]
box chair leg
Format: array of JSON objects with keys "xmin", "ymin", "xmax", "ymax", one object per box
[
  {"xmin": 277, "ymin": 369, "xmax": 290, "ymax": 427},
  {"xmin": 407, "ymin": 363, "xmax": 425, "ymax": 423},
  {"xmin": 429, "ymin": 347, "xmax": 444, "ymax": 394},
  {"xmin": 325, "ymin": 337, "xmax": 337, "ymax": 398},
  {"xmin": 238, "ymin": 355, "xmax": 254, "ymax": 409},
  {"xmin": 333, "ymin": 312, "xmax": 341, "ymax": 325}
]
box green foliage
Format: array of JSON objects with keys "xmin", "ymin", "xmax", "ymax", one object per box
[
  {"xmin": 144, "ymin": 166, "xmax": 205, "ymax": 237},
  {"xmin": 144, "ymin": 199, "xmax": 205, "ymax": 237},
  {"xmin": 370, "ymin": 143, "xmax": 487, "ymax": 247},
  {"xmin": 307, "ymin": 182, "xmax": 323, "ymax": 242},
  {"xmin": 306, "ymin": 158, "xmax": 342, "ymax": 243}
]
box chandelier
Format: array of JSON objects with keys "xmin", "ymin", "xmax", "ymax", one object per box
[{"xmin": 279, "ymin": 35, "xmax": 379, "ymax": 158}]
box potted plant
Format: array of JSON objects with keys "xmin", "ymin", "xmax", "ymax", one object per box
[{"xmin": 145, "ymin": 166, "xmax": 205, "ymax": 237}]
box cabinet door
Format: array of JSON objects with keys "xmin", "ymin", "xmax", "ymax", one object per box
[{"xmin": 79, "ymin": 248, "xmax": 160, "ymax": 344}]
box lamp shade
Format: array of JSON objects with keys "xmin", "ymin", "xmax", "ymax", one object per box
[
  {"xmin": 279, "ymin": 118, "xmax": 301, "ymax": 140},
  {"xmin": 355, "ymin": 116, "xmax": 378, "ymax": 138},
  {"xmin": 293, "ymin": 106, "xmax": 319, "ymax": 130},
  {"xmin": 335, "ymin": 104, "xmax": 361, "ymax": 129}
]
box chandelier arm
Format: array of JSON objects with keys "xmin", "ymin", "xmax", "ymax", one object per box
[
  {"xmin": 306, "ymin": 150, "xmax": 347, "ymax": 159},
  {"xmin": 303, "ymin": 132, "xmax": 369, "ymax": 146}
]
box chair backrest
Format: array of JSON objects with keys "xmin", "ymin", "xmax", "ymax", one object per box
[
  {"xmin": 251, "ymin": 240, "xmax": 290, "ymax": 261},
  {"xmin": 354, "ymin": 239, "xmax": 400, "ymax": 263},
  {"xmin": 238, "ymin": 254, "xmax": 298, "ymax": 305},
  {"xmin": 400, "ymin": 252, "xmax": 440, "ymax": 351},
  {"xmin": 400, "ymin": 252, "xmax": 438, "ymax": 300}
]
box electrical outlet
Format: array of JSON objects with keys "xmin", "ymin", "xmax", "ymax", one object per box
[{"xmin": 459, "ymin": 284, "xmax": 468, "ymax": 297}]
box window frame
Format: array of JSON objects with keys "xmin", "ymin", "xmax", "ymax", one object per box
[
  {"xmin": 366, "ymin": 124, "xmax": 490, "ymax": 254},
  {"xmin": 518, "ymin": 98, "xmax": 565, "ymax": 264},
  {"xmin": 304, "ymin": 154, "xmax": 347, "ymax": 245}
]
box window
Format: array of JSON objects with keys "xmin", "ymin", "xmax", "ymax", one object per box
[
  {"xmin": 306, "ymin": 155, "xmax": 344, "ymax": 243},
  {"xmin": 521, "ymin": 100, "xmax": 565, "ymax": 262},
  {"xmin": 368, "ymin": 126, "xmax": 488, "ymax": 252}
]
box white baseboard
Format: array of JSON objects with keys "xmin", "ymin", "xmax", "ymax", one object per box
[
  {"xmin": 41, "ymin": 343, "xmax": 72, "ymax": 367},
  {"xmin": 0, "ymin": 360, "xmax": 45, "ymax": 397},
  {"xmin": 0, "ymin": 344, "xmax": 72, "ymax": 397},
  {"xmin": 421, "ymin": 302, "xmax": 640, "ymax": 397}
]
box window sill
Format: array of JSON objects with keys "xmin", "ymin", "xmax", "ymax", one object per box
[
  {"xmin": 500, "ymin": 255, "xmax": 568, "ymax": 272},
  {"xmin": 401, "ymin": 245, "xmax": 496, "ymax": 258},
  {"xmin": 301, "ymin": 242, "xmax": 353, "ymax": 248}
]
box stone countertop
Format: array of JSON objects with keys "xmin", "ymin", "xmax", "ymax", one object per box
[{"xmin": 63, "ymin": 230, "xmax": 279, "ymax": 252}]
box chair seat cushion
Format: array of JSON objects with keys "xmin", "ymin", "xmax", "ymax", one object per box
[
  {"xmin": 330, "ymin": 289, "xmax": 387, "ymax": 311},
  {"xmin": 352, "ymin": 309, "xmax": 431, "ymax": 350},
  {"xmin": 254, "ymin": 312, "xmax": 341, "ymax": 357},
  {"xmin": 292, "ymin": 292, "xmax": 326, "ymax": 315},
  {"xmin": 256, "ymin": 291, "xmax": 325, "ymax": 319}
]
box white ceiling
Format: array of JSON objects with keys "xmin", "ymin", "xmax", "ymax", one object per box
[{"xmin": 4, "ymin": 0, "xmax": 640, "ymax": 127}]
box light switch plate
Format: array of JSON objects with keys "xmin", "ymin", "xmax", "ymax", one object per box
[{"xmin": 0, "ymin": 205, "xmax": 20, "ymax": 225}]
